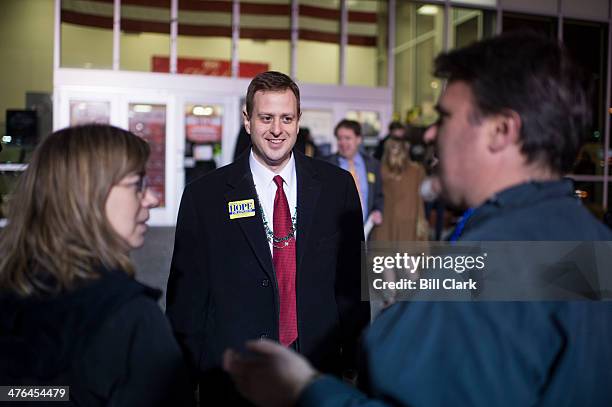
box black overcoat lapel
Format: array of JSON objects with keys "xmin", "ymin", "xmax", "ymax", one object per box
[{"xmin": 225, "ymin": 152, "xmax": 275, "ymax": 281}]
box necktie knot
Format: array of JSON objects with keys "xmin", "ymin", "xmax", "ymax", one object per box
[{"xmin": 273, "ymin": 175, "xmax": 284, "ymax": 189}]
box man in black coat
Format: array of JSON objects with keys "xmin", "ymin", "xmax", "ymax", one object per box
[
  {"xmin": 166, "ymin": 71, "xmax": 369, "ymax": 404},
  {"xmin": 323, "ymin": 119, "xmax": 383, "ymax": 227}
]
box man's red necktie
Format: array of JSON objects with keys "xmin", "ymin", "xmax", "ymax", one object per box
[{"xmin": 272, "ymin": 175, "xmax": 298, "ymax": 346}]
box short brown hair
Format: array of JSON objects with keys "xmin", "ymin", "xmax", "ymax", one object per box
[
  {"xmin": 245, "ymin": 71, "xmax": 300, "ymax": 118},
  {"xmin": 0, "ymin": 124, "xmax": 149, "ymax": 296},
  {"xmin": 334, "ymin": 119, "xmax": 362, "ymax": 138}
]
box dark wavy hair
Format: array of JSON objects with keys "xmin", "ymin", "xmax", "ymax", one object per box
[
  {"xmin": 434, "ymin": 31, "xmax": 591, "ymax": 174},
  {"xmin": 334, "ymin": 119, "xmax": 362, "ymax": 137},
  {"xmin": 245, "ymin": 71, "xmax": 300, "ymax": 118},
  {"xmin": 0, "ymin": 125, "xmax": 149, "ymax": 296}
]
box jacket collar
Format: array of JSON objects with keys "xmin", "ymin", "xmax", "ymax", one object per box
[
  {"xmin": 225, "ymin": 148, "xmax": 322, "ymax": 277},
  {"xmin": 481, "ymin": 179, "xmax": 574, "ymax": 210},
  {"xmin": 465, "ymin": 179, "xmax": 575, "ymax": 233}
]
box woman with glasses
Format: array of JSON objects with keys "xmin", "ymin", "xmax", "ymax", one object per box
[{"xmin": 0, "ymin": 124, "xmax": 193, "ymax": 406}]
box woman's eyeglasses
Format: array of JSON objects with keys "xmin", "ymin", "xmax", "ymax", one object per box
[
  {"xmin": 135, "ymin": 175, "xmax": 148, "ymax": 194},
  {"xmin": 118, "ymin": 175, "xmax": 148, "ymax": 196}
]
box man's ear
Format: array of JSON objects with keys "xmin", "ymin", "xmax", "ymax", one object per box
[
  {"xmin": 242, "ymin": 109, "xmax": 251, "ymax": 134},
  {"xmin": 488, "ymin": 110, "xmax": 521, "ymax": 153}
]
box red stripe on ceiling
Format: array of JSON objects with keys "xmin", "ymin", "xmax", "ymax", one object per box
[
  {"xmin": 119, "ymin": 0, "xmax": 171, "ymax": 7},
  {"xmin": 75, "ymin": 0, "xmax": 233, "ymax": 12},
  {"xmin": 176, "ymin": 0, "xmax": 233, "ymax": 12},
  {"xmin": 65, "ymin": 0, "xmax": 378, "ymax": 22},
  {"xmin": 240, "ymin": 27, "xmax": 291, "ymax": 40},
  {"xmin": 81, "ymin": 0, "xmax": 172, "ymax": 7},
  {"xmin": 61, "ymin": 9, "xmax": 376, "ymax": 45},
  {"xmin": 349, "ymin": 10, "xmax": 378, "ymax": 24},
  {"xmin": 348, "ymin": 34, "xmax": 377, "ymax": 47},
  {"xmin": 299, "ymin": 29, "xmax": 339, "ymax": 44},
  {"xmin": 299, "ymin": 4, "xmax": 340, "ymax": 20},
  {"xmin": 61, "ymin": 9, "xmax": 113, "ymax": 29},
  {"xmin": 299, "ymin": 5, "xmax": 379, "ymax": 23},
  {"xmin": 121, "ymin": 18, "xmax": 170, "ymax": 34}
]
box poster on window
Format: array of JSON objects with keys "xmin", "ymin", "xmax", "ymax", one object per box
[
  {"xmin": 186, "ymin": 114, "xmax": 223, "ymax": 144},
  {"xmin": 128, "ymin": 104, "xmax": 166, "ymax": 207},
  {"xmin": 69, "ymin": 101, "xmax": 110, "ymax": 126}
]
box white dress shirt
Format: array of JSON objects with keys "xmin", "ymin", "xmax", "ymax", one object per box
[{"xmin": 249, "ymin": 150, "xmax": 297, "ymax": 254}]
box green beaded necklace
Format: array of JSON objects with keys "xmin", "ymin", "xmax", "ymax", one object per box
[{"xmin": 258, "ymin": 200, "xmax": 297, "ymax": 249}]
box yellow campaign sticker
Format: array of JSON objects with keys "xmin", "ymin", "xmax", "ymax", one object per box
[
  {"xmin": 367, "ymin": 172, "xmax": 376, "ymax": 183},
  {"xmin": 228, "ymin": 199, "xmax": 256, "ymax": 219}
]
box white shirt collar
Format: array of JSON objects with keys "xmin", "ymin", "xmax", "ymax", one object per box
[
  {"xmin": 249, "ymin": 150, "xmax": 298, "ymax": 253},
  {"xmin": 249, "ymin": 149, "xmax": 296, "ymax": 191}
]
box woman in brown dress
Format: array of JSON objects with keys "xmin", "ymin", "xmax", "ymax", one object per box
[{"xmin": 371, "ymin": 137, "xmax": 428, "ymax": 242}]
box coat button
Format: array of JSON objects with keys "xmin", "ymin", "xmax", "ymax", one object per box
[
  {"xmin": 260, "ymin": 334, "xmax": 269, "ymax": 339},
  {"xmin": 261, "ymin": 278, "xmax": 270, "ymax": 287}
]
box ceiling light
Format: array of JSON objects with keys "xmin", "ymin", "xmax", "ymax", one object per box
[
  {"xmin": 133, "ymin": 104, "xmax": 152, "ymax": 113},
  {"xmin": 417, "ymin": 5, "xmax": 438, "ymax": 15},
  {"xmin": 193, "ymin": 105, "xmax": 214, "ymax": 116}
]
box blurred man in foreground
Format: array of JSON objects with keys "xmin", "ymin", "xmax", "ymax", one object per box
[{"xmin": 223, "ymin": 32, "xmax": 612, "ymax": 407}]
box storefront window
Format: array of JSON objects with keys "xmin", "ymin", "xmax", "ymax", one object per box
[
  {"xmin": 120, "ymin": 2, "xmax": 170, "ymax": 72},
  {"xmin": 184, "ymin": 103, "xmax": 223, "ymax": 184},
  {"xmin": 451, "ymin": 7, "xmax": 496, "ymax": 49},
  {"xmin": 239, "ymin": 0, "xmax": 290, "ymax": 77},
  {"xmin": 172, "ymin": 0, "xmax": 234, "ymax": 76},
  {"xmin": 297, "ymin": 0, "xmax": 340, "ymax": 84},
  {"xmin": 61, "ymin": 0, "xmax": 113, "ymax": 69},
  {"xmin": 564, "ymin": 20, "xmax": 608, "ymax": 176},
  {"xmin": 346, "ymin": 0, "xmax": 388, "ymax": 87},
  {"xmin": 394, "ymin": 2, "xmax": 444, "ymax": 126}
]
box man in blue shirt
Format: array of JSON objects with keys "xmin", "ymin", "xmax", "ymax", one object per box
[
  {"xmin": 324, "ymin": 119, "xmax": 383, "ymax": 225},
  {"xmin": 223, "ymin": 32, "xmax": 612, "ymax": 406}
]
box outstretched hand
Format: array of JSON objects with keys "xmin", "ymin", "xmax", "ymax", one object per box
[{"xmin": 223, "ymin": 339, "xmax": 320, "ymax": 407}]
